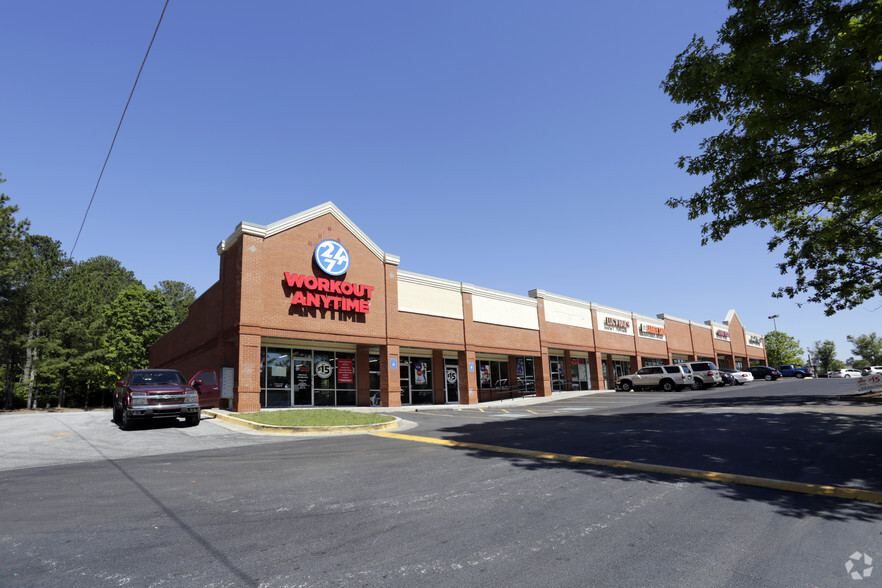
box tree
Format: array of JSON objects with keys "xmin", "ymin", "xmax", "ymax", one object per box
[
  {"xmin": 155, "ymin": 280, "xmax": 196, "ymax": 326},
  {"xmin": 662, "ymin": 0, "xmax": 882, "ymax": 316},
  {"xmin": 0, "ymin": 178, "xmax": 32, "ymax": 409},
  {"xmin": 847, "ymin": 332, "xmax": 882, "ymax": 364},
  {"xmin": 765, "ymin": 330, "xmax": 804, "ymax": 365},
  {"xmin": 39, "ymin": 256, "xmax": 142, "ymax": 407},
  {"xmin": 809, "ymin": 339, "xmax": 839, "ymax": 375},
  {"xmin": 102, "ymin": 285, "xmax": 176, "ymax": 384}
]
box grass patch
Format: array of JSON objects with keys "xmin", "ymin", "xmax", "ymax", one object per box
[{"xmin": 233, "ymin": 409, "xmax": 395, "ymax": 427}]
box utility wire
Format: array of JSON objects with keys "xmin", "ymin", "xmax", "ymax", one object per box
[{"xmin": 71, "ymin": 0, "xmax": 170, "ymax": 257}]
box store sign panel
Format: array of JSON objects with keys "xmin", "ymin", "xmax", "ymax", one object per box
[
  {"xmin": 715, "ymin": 329, "xmax": 731, "ymax": 341},
  {"xmin": 284, "ymin": 241, "xmax": 375, "ymax": 314},
  {"xmin": 638, "ymin": 323, "xmax": 666, "ymax": 341},
  {"xmin": 597, "ymin": 311, "xmax": 633, "ymax": 335},
  {"xmin": 285, "ymin": 272, "xmax": 374, "ymax": 313},
  {"xmin": 337, "ymin": 358, "xmax": 354, "ymax": 384},
  {"xmin": 314, "ymin": 240, "xmax": 350, "ymax": 276},
  {"xmin": 748, "ymin": 334, "xmax": 763, "ymax": 348}
]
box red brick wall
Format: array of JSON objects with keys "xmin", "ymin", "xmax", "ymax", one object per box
[{"xmin": 662, "ymin": 319, "xmax": 694, "ymax": 357}]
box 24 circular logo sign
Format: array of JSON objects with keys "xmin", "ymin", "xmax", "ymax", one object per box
[{"xmin": 314, "ymin": 240, "xmax": 350, "ymax": 276}]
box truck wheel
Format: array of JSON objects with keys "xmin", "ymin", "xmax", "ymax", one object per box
[
  {"xmin": 693, "ymin": 379, "xmax": 705, "ymax": 390},
  {"xmin": 112, "ymin": 403, "xmax": 120, "ymax": 423},
  {"xmin": 620, "ymin": 381, "xmax": 633, "ymax": 392},
  {"xmin": 661, "ymin": 380, "xmax": 675, "ymax": 392},
  {"xmin": 796, "ymin": 373, "xmax": 805, "ymax": 379},
  {"xmin": 120, "ymin": 409, "xmax": 134, "ymax": 431},
  {"xmin": 185, "ymin": 411, "xmax": 201, "ymax": 427}
]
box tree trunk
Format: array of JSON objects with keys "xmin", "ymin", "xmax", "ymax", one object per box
[
  {"xmin": 57, "ymin": 371, "xmax": 66, "ymax": 409},
  {"xmin": 24, "ymin": 318, "xmax": 37, "ymax": 409},
  {"xmin": 3, "ymin": 359, "xmax": 14, "ymax": 410}
]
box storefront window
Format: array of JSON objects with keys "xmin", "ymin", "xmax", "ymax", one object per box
[
  {"xmin": 642, "ymin": 357, "xmax": 666, "ymax": 367},
  {"xmin": 515, "ymin": 357, "xmax": 535, "ymax": 392},
  {"xmin": 570, "ymin": 357, "xmax": 591, "ymax": 390},
  {"xmin": 477, "ymin": 360, "xmax": 509, "ymax": 389},
  {"xmin": 260, "ymin": 346, "xmax": 357, "ymax": 407},
  {"xmin": 369, "ymin": 355, "xmax": 380, "ymax": 406},
  {"xmin": 399, "ymin": 356, "xmax": 433, "ymax": 405},
  {"xmin": 410, "ymin": 358, "xmax": 432, "ymax": 405}
]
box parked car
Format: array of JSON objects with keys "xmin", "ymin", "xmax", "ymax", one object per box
[
  {"xmin": 776, "ymin": 364, "xmax": 812, "ymax": 379},
  {"xmin": 617, "ymin": 364, "xmax": 694, "ymax": 392},
  {"xmin": 829, "ymin": 369, "xmax": 862, "ymax": 378},
  {"xmin": 719, "ymin": 371, "xmax": 735, "ymax": 386},
  {"xmin": 747, "ymin": 365, "xmax": 781, "ymax": 381},
  {"xmin": 113, "ymin": 369, "xmax": 201, "ymax": 430},
  {"xmin": 190, "ymin": 369, "xmax": 221, "ymax": 408},
  {"xmin": 861, "ymin": 366, "xmax": 882, "ymax": 376},
  {"xmin": 720, "ymin": 368, "xmax": 754, "ymax": 385},
  {"xmin": 683, "ymin": 361, "xmax": 723, "ymax": 389}
]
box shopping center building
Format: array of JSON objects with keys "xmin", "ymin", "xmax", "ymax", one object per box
[{"xmin": 150, "ymin": 202, "xmax": 768, "ymax": 412}]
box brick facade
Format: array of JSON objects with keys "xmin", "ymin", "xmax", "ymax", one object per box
[{"xmin": 150, "ymin": 203, "xmax": 768, "ymax": 410}]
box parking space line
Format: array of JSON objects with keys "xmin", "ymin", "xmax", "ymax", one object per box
[{"xmin": 372, "ymin": 431, "xmax": 882, "ymax": 504}]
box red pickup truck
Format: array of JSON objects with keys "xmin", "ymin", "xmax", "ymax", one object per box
[{"xmin": 113, "ymin": 368, "xmax": 221, "ymax": 431}]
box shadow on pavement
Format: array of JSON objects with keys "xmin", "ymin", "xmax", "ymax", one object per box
[{"xmin": 432, "ymin": 407, "xmax": 882, "ymax": 522}]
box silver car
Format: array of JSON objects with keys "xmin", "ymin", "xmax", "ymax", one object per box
[{"xmin": 617, "ymin": 364, "xmax": 694, "ymax": 392}]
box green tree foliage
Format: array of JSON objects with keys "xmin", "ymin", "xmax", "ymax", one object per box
[
  {"xmin": 764, "ymin": 330, "xmax": 804, "ymax": 365},
  {"xmin": 810, "ymin": 340, "xmax": 838, "ymax": 375},
  {"xmin": 102, "ymin": 286, "xmax": 177, "ymax": 383},
  {"xmin": 662, "ymin": 0, "xmax": 882, "ymax": 315},
  {"xmin": 0, "ymin": 173, "xmax": 200, "ymax": 409},
  {"xmin": 155, "ymin": 280, "xmax": 196, "ymax": 326},
  {"xmin": 39, "ymin": 256, "xmax": 143, "ymax": 407},
  {"xmin": 847, "ymin": 332, "xmax": 882, "ymax": 364}
]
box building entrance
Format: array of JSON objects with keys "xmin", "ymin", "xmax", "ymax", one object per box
[{"xmin": 445, "ymin": 363, "xmax": 459, "ymax": 403}]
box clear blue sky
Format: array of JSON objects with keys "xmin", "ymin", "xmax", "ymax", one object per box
[{"xmin": 2, "ymin": 1, "xmax": 878, "ymax": 364}]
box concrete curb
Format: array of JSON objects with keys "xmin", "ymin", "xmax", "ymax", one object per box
[{"xmin": 204, "ymin": 409, "xmax": 400, "ymax": 434}]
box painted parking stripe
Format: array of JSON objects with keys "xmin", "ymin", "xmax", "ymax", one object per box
[
  {"xmin": 555, "ymin": 407, "xmax": 595, "ymax": 412},
  {"xmin": 372, "ymin": 431, "xmax": 882, "ymax": 504}
]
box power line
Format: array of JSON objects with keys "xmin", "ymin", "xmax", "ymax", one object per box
[{"xmin": 71, "ymin": 0, "xmax": 170, "ymax": 258}]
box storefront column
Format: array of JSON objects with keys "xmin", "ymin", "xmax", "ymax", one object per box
[
  {"xmin": 233, "ymin": 333, "xmax": 261, "ymax": 413},
  {"xmin": 379, "ymin": 345, "xmax": 402, "ymax": 407},
  {"xmin": 590, "ymin": 352, "xmax": 605, "ymax": 390},
  {"xmin": 458, "ymin": 350, "xmax": 478, "ymax": 404},
  {"xmin": 563, "ymin": 350, "xmax": 573, "ymax": 392},
  {"xmin": 535, "ymin": 348, "xmax": 552, "ymax": 397},
  {"xmin": 356, "ymin": 345, "xmax": 371, "ymax": 406}
]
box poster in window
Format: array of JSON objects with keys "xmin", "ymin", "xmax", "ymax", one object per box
[
  {"xmin": 337, "ymin": 358, "xmax": 354, "ymax": 384},
  {"xmin": 517, "ymin": 358, "xmax": 525, "ymax": 377},
  {"xmin": 480, "ymin": 364, "xmax": 491, "ymax": 386},
  {"xmin": 414, "ymin": 362, "xmax": 426, "ymax": 385}
]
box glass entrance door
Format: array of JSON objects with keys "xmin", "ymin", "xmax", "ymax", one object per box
[
  {"xmin": 292, "ymin": 359, "xmax": 312, "ymax": 405},
  {"xmin": 445, "ymin": 365, "xmax": 459, "ymax": 403}
]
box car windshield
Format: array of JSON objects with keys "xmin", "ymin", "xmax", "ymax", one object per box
[{"xmin": 131, "ymin": 371, "xmax": 185, "ymax": 386}]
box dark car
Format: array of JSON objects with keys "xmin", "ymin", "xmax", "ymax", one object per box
[
  {"xmin": 747, "ymin": 365, "xmax": 781, "ymax": 381},
  {"xmin": 719, "ymin": 371, "xmax": 735, "ymax": 386},
  {"xmin": 776, "ymin": 364, "xmax": 812, "ymax": 379},
  {"xmin": 113, "ymin": 369, "xmax": 201, "ymax": 430}
]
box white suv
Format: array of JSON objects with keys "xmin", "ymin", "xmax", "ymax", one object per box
[
  {"xmin": 617, "ymin": 364, "xmax": 694, "ymax": 392},
  {"xmin": 683, "ymin": 361, "xmax": 724, "ymax": 389},
  {"xmin": 861, "ymin": 366, "xmax": 882, "ymax": 376}
]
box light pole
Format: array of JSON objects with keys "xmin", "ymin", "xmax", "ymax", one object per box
[{"xmin": 768, "ymin": 314, "xmax": 780, "ymax": 365}]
